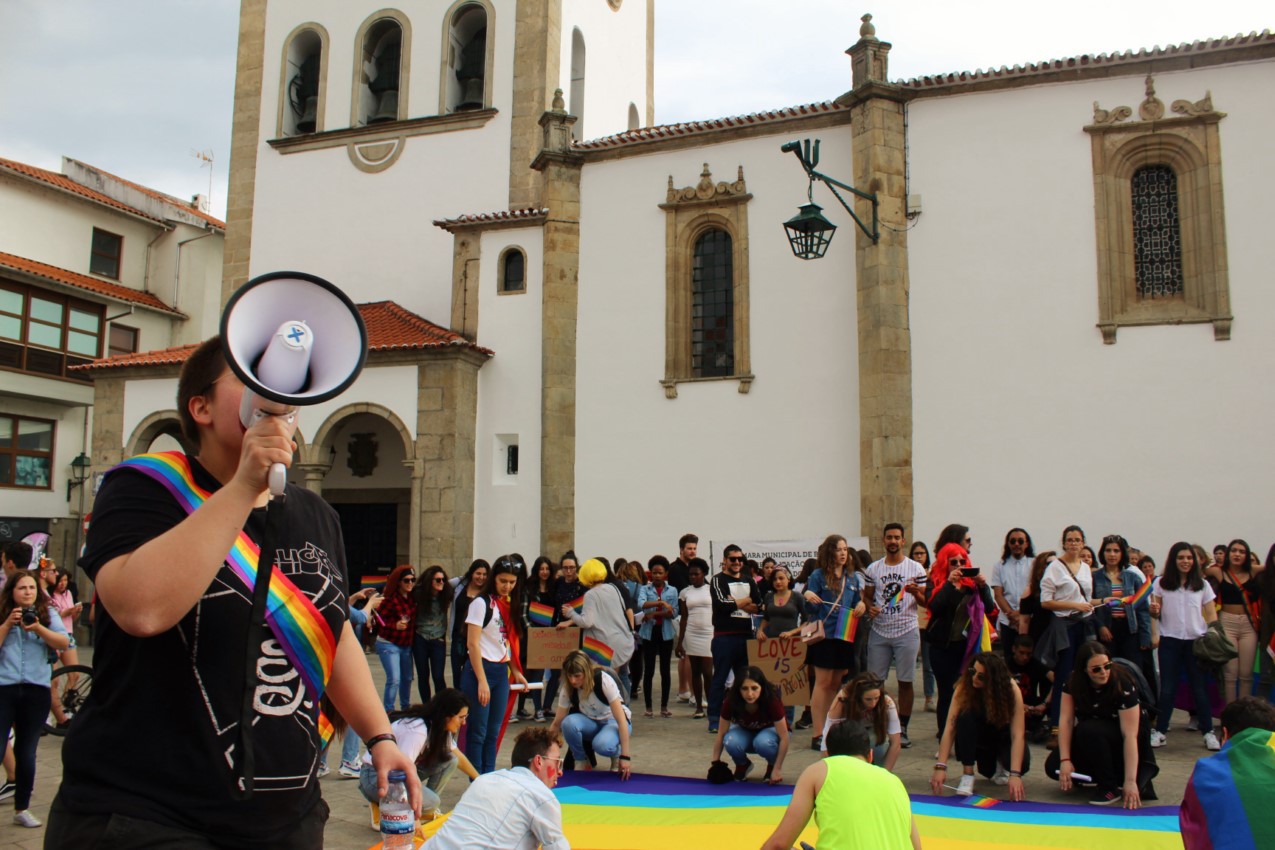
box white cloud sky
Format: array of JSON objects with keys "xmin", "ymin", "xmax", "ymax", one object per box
[{"xmin": 0, "ymin": 0, "xmax": 1266, "ymax": 220}]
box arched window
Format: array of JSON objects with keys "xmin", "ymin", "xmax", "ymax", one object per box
[
  {"xmin": 691, "ymin": 229, "xmax": 734, "ymax": 377},
  {"xmin": 627, "ymin": 103, "xmax": 640, "ymax": 131},
  {"xmin": 499, "ymin": 247, "xmax": 526, "ymax": 294},
  {"xmin": 442, "ymin": 1, "xmax": 492, "ymax": 113},
  {"xmin": 278, "ymin": 25, "xmax": 328, "ymax": 137},
  {"xmin": 569, "ymin": 28, "xmax": 586, "ymax": 140},
  {"xmin": 354, "ymin": 13, "xmax": 410, "ymax": 127},
  {"xmin": 1130, "ymin": 165, "xmax": 1183, "ymax": 299}
]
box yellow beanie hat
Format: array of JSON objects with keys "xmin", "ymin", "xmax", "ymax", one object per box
[{"xmin": 579, "ymin": 558, "xmax": 607, "ymax": 588}]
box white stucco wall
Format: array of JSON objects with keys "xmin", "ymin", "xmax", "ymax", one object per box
[
  {"xmin": 906, "ymin": 62, "xmax": 1275, "ymax": 561},
  {"xmin": 574, "ymin": 131, "xmax": 862, "ymax": 559},
  {"xmin": 560, "ymin": 0, "xmax": 650, "ymax": 141},
  {"xmin": 472, "ymin": 226, "xmax": 543, "ymax": 557},
  {"xmin": 0, "ymin": 398, "xmax": 92, "ymax": 526}
]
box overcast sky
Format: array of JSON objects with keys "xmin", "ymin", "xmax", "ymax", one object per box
[{"xmin": 1, "ymin": 0, "xmax": 1267, "ymax": 220}]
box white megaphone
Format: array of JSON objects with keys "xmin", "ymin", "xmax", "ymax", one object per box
[{"xmin": 221, "ymin": 272, "xmax": 367, "ymax": 497}]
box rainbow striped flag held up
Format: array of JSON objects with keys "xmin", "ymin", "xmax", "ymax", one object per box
[
  {"xmin": 1114, "ymin": 577, "xmax": 1153, "ymax": 607},
  {"xmin": 1179, "ymin": 727, "xmax": 1275, "ymax": 850},
  {"xmin": 833, "ymin": 605, "xmax": 858, "ymax": 642},
  {"xmin": 528, "ymin": 601, "xmax": 554, "ymax": 627},
  {"xmin": 568, "ymin": 596, "xmax": 586, "ymax": 615},
  {"xmin": 582, "ymin": 636, "xmax": 614, "ymax": 666},
  {"xmin": 360, "ymin": 576, "xmax": 388, "ymax": 593}
]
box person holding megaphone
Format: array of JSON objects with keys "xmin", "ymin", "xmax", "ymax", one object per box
[{"xmin": 46, "ymin": 274, "xmax": 421, "ymax": 849}]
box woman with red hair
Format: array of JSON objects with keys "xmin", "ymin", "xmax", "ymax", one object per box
[
  {"xmin": 375, "ymin": 565, "xmax": 418, "ymax": 712},
  {"xmin": 924, "ymin": 543, "xmax": 996, "ymax": 736}
]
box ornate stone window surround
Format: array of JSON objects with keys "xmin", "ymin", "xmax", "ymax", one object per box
[
  {"xmin": 659, "ymin": 164, "xmax": 753, "ymax": 398},
  {"xmin": 1086, "ymin": 77, "xmax": 1232, "ymax": 344},
  {"xmin": 276, "ymin": 23, "xmax": 330, "ymax": 138}
]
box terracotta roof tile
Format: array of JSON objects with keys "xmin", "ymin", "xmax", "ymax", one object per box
[
  {"xmin": 0, "ymin": 157, "xmax": 164, "ymax": 224},
  {"xmin": 0, "ymin": 251, "xmax": 184, "ymax": 315},
  {"xmin": 433, "ymin": 207, "xmax": 548, "ymax": 232},
  {"xmin": 74, "ymin": 301, "xmax": 491, "ymax": 371},
  {"xmin": 897, "ymin": 29, "xmax": 1275, "ymax": 90},
  {"xmin": 574, "ymin": 101, "xmax": 846, "ymax": 151},
  {"xmin": 65, "ymin": 158, "xmax": 225, "ymax": 230}
]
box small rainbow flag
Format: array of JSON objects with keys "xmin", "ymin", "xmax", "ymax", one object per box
[
  {"xmin": 360, "ymin": 576, "xmax": 388, "ymax": 592},
  {"xmin": 567, "ymin": 595, "xmax": 586, "ymax": 615},
  {"xmin": 833, "ymin": 605, "xmax": 858, "ymax": 642},
  {"xmin": 1123, "ymin": 576, "xmax": 1152, "ymax": 607},
  {"xmin": 964, "ymin": 795, "xmax": 1000, "ymax": 808},
  {"xmin": 968, "ymin": 614, "xmax": 996, "ymax": 653},
  {"xmin": 528, "ymin": 601, "xmax": 554, "ymax": 627},
  {"xmin": 582, "ymin": 636, "xmax": 614, "ymax": 666}
]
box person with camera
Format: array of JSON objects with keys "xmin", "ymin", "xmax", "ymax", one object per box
[{"xmin": 0, "ymin": 569, "xmax": 70, "ymax": 826}]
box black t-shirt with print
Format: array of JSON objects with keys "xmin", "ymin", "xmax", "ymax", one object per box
[
  {"xmin": 59, "ymin": 457, "xmax": 348, "ymax": 845},
  {"xmin": 1062, "ymin": 677, "xmax": 1139, "ymax": 722}
]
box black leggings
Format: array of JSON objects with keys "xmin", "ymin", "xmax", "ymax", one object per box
[
  {"xmin": 955, "ymin": 707, "xmax": 1029, "ymax": 777},
  {"xmin": 930, "ymin": 642, "xmax": 967, "ymax": 736},
  {"xmin": 0, "ymin": 684, "xmax": 51, "ymax": 811},
  {"xmin": 643, "ymin": 635, "xmax": 674, "ymax": 710}
]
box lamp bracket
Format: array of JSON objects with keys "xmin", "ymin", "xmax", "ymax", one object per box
[{"xmin": 781, "ymin": 138, "xmax": 879, "ymax": 244}]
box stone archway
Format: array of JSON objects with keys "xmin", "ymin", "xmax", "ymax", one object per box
[{"xmin": 125, "ymin": 410, "xmax": 187, "ymax": 457}]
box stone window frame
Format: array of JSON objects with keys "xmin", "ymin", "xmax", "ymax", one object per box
[
  {"xmin": 351, "ymin": 10, "xmax": 413, "ymax": 129},
  {"xmin": 659, "ymin": 164, "xmax": 753, "ymax": 398},
  {"xmin": 276, "ymin": 22, "xmax": 330, "ymax": 138},
  {"xmin": 497, "ymin": 245, "xmax": 526, "ymax": 295},
  {"xmin": 1086, "ymin": 81, "xmax": 1231, "ymax": 344},
  {"xmin": 438, "ymin": 0, "xmax": 496, "ymax": 115}
]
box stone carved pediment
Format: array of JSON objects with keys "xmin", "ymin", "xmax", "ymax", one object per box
[
  {"xmin": 662, "ymin": 164, "xmax": 750, "ymax": 207},
  {"xmin": 1090, "ymin": 75, "xmax": 1221, "ymax": 127}
]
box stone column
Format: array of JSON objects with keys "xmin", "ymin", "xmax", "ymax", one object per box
[
  {"xmin": 222, "ymin": 0, "xmax": 268, "ymax": 304},
  {"xmin": 90, "ymin": 375, "xmax": 127, "ymax": 471},
  {"xmin": 294, "ymin": 463, "xmax": 329, "ymax": 495},
  {"xmin": 508, "ymin": 0, "xmax": 562, "ymax": 210},
  {"xmin": 404, "ymin": 458, "xmax": 424, "ymax": 566},
  {"xmin": 844, "ymin": 16, "xmax": 913, "ymax": 554},
  {"xmin": 532, "ymin": 92, "xmax": 582, "ymax": 557},
  {"xmin": 416, "ymin": 352, "xmax": 484, "ymax": 575}
]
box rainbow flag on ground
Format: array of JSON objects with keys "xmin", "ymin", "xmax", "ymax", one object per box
[
  {"xmin": 582, "ymin": 636, "xmax": 613, "ymax": 666},
  {"xmin": 832, "ymin": 605, "xmax": 858, "ymax": 642},
  {"xmin": 567, "ymin": 596, "xmax": 586, "ymax": 615},
  {"xmin": 1180, "ymin": 727, "xmax": 1275, "ymax": 850},
  {"xmin": 528, "ymin": 600, "xmax": 554, "ymax": 627}
]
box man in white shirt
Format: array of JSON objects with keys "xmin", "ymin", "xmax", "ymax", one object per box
[
  {"xmin": 990, "ymin": 528, "xmax": 1035, "ymax": 653},
  {"xmin": 862, "ymin": 523, "xmax": 927, "ymax": 749},
  {"xmin": 426, "ymin": 726, "xmax": 570, "ymax": 850}
]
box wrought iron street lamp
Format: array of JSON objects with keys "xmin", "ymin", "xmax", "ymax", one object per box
[
  {"xmin": 781, "ymin": 139, "xmax": 878, "ymax": 259},
  {"xmin": 66, "ymin": 452, "xmax": 90, "ymax": 500}
]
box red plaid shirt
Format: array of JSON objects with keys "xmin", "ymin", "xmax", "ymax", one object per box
[{"xmin": 376, "ymin": 592, "xmax": 417, "ymax": 647}]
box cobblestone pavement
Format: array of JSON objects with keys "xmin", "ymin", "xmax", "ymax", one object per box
[{"xmin": 0, "ymin": 647, "xmax": 1208, "ymax": 849}]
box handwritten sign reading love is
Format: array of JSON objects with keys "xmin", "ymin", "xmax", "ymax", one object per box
[{"xmin": 748, "ymin": 636, "xmax": 809, "ymax": 706}]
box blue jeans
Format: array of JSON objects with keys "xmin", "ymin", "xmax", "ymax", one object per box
[
  {"xmin": 921, "ymin": 641, "xmax": 935, "ymax": 698},
  {"xmin": 320, "ymin": 726, "xmax": 363, "ymax": 770},
  {"xmin": 723, "ymin": 725, "xmax": 780, "ymax": 766},
  {"xmin": 561, "ymin": 713, "xmax": 629, "ymax": 760},
  {"xmin": 708, "ymin": 633, "xmax": 751, "ymax": 725},
  {"xmin": 1047, "ymin": 621, "xmax": 1086, "ymax": 726},
  {"xmin": 358, "ymin": 763, "xmax": 442, "ymax": 814},
  {"xmin": 1156, "ymin": 636, "xmax": 1213, "ymax": 734},
  {"xmin": 375, "ymin": 639, "xmax": 414, "ymax": 712},
  {"xmin": 413, "ymin": 635, "xmax": 447, "ymax": 704},
  {"xmin": 461, "ymin": 658, "xmax": 510, "ymax": 774}
]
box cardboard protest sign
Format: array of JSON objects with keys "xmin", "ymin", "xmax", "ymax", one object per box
[
  {"xmin": 527, "ymin": 626, "xmax": 581, "ymax": 669},
  {"xmin": 748, "ymin": 635, "xmax": 809, "ymax": 706}
]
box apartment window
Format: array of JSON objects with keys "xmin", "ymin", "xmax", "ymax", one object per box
[
  {"xmin": 90, "ymin": 228, "xmax": 122, "ymax": 279},
  {"xmin": 0, "ymin": 281, "xmax": 102, "ymax": 380},
  {"xmin": 0, "ymin": 415, "xmax": 54, "ymax": 490},
  {"xmin": 108, "ymin": 324, "xmax": 139, "ymax": 357}
]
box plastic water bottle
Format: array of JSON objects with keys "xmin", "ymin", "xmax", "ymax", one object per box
[{"xmin": 379, "ymin": 769, "xmax": 414, "ymax": 848}]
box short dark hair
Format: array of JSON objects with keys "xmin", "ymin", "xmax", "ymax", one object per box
[
  {"xmin": 883, "ymin": 522, "xmax": 905, "ymax": 536},
  {"xmin": 723, "ymin": 544, "xmax": 743, "ymax": 558},
  {"xmin": 1220, "ymin": 696, "xmax": 1275, "ymax": 738},
  {"xmin": 761, "ymin": 557, "xmax": 776, "ymax": 567},
  {"xmin": 825, "ymin": 719, "xmax": 871, "ymax": 758},
  {"xmin": 647, "ymin": 554, "xmax": 670, "ymax": 570},
  {"xmin": 1012, "ymin": 635, "xmax": 1033, "ymax": 650},
  {"xmin": 688, "ymin": 557, "xmax": 708, "ymax": 575},
  {"xmin": 3, "ymin": 542, "xmax": 32, "ymax": 570},
  {"xmin": 510, "ymin": 726, "xmax": 564, "ymax": 768},
  {"xmin": 679, "ymin": 533, "xmax": 699, "ymax": 550},
  {"xmin": 177, "ymin": 336, "xmax": 229, "ymax": 450}
]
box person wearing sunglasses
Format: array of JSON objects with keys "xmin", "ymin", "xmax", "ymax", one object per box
[
  {"xmin": 412, "ymin": 565, "xmax": 453, "ymax": 705},
  {"xmin": 375, "ymin": 565, "xmax": 420, "ymax": 713},
  {"xmin": 924, "ymin": 543, "xmax": 997, "ymax": 736},
  {"xmin": 931, "ymin": 652, "xmax": 1028, "ymax": 800},
  {"xmin": 1047, "ymin": 641, "xmax": 1157, "ymax": 808},
  {"xmin": 707, "ymin": 544, "xmax": 764, "ymax": 734},
  {"xmin": 427, "ymin": 726, "xmax": 569, "ymax": 850}
]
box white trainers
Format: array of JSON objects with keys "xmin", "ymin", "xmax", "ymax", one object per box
[
  {"xmin": 316, "ymin": 763, "xmax": 330, "ymax": 778},
  {"xmin": 1150, "ymin": 729, "xmax": 1167, "ymax": 748},
  {"xmin": 13, "ymin": 810, "xmax": 41, "ymax": 828},
  {"xmin": 677, "ymin": 692, "xmax": 693, "ymax": 703},
  {"xmin": 338, "ymin": 760, "xmax": 361, "ymax": 779},
  {"xmin": 991, "ymin": 767, "xmax": 1010, "ymax": 786},
  {"xmin": 1203, "ymin": 731, "xmax": 1221, "ymax": 751},
  {"xmin": 1186, "ymin": 716, "xmax": 1200, "ymax": 732},
  {"xmin": 956, "ymin": 774, "xmax": 976, "ymax": 796}
]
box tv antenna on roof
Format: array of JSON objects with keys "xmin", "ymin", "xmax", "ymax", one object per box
[{"xmin": 190, "ymin": 148, "xmax": 214, "ymax": 211}]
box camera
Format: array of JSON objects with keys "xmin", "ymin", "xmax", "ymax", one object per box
[{"xmin": 20, "ymin": 606, "xmax": 37, "ymax": 626}]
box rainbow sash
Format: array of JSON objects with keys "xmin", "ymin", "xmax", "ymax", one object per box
[
  {"xmin": 115, "ymin": 452, "xmax": 339, "ymax": 743},
  {"xmin": 528, "ymin": 601, "xmax": 554, "ymax": 627}
]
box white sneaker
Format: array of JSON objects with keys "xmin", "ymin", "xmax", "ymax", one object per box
[
  {"xmin": 13, "ymin": 810, "xmax": 41, "ymax": 828},
  {"xmin": 677, "ymin": 692, "xmax": 693, "ymax": 703},
  {"xmin": 1203, "ymin": 731, "xmax": 1221, "ymax": 751},
  {"xmin": 317, "ymin": 763, "xmax": 330, "ymax": 777},
  {"xmin": 956, "ymin": 774, "xmax": 975, "ymax": 796},
  {"xmin": 991, "ymin": 767, "xmax": 1010, "ymax": 786},
  {"xmin": 338, "ymin": 761, "xmax": 361, "ymax": 779},
  {"xmin": 1150, "ymin": 729, "xmax": 1167, "ymax": 748},
  {"xmin": 1186, "ymin": 716, "xmax": 1200, "ymax": 732}
]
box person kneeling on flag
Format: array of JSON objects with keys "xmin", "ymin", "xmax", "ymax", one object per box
[
  {"xmin": 549, "ymin": 650, "xmax": 633, "ymax": 779},
  {"xmin": 931, "ymin": 652, "xmax": 1029, "ymax": 801}
]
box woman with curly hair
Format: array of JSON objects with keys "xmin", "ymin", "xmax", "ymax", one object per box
[
  {"xmin": 925, "ymin": 543, "xmax": 997, "ymax": 736},
  {"xmin": 412, "ymin": 565, "xmax": 453, "ymax": 704},
  {"xmin": 375, "ymin": 564, "xmax": 418, "ymax": 712},
  {"xmin": 932, "ymin": 652, "xmax": 1028, "ymax": 801},
  {"xmin": 801, "ymin": 535, "xmax": 866, "ymax": 750},
  {"xmin": 820, "ymin": 672, "xmax": 902, "ymax": 770}
]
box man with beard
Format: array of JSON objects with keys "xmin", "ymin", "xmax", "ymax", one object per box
[
  {"xmin": 863, "ymin": 523, "xmax": 927, "ymax": 748},
  {"xmin": 990, "ymin": 528, "xmax": 1036, "ymax": 652}
]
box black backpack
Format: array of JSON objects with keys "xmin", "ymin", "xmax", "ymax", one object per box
[
  {"xmin": 568, "ymin": 668, "xmax": 629, "ymax": 712},
  {"xmin": 1112, "ymin": 657, "xmax": 1158, "ymax": 725}
]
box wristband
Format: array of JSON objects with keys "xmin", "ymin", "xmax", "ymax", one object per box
[
  {"xmin": 933, "ymin": 763, "xmax": 947, "ymax": 770},
  {"xmin": 1009, "ymin": 770, "xmax": 1023, "ymax": 778},
  {"xmin": 618, "ymin": 755, "xmax": 631, "ymax": 761},
  {"xmin": 1059, "ymin": 757, "xmax": 1072, "ymax": 763},
  {"xmin": 365, "ymin": 733, "xmax": 397, "ymax": 750}
]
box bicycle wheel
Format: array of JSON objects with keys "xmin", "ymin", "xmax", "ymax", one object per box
[{"xmin": 45, "ymin": 664, "xmax": 93, "ymax": 736}]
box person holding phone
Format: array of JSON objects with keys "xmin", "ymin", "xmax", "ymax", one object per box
[{"xmin": 925, "ymin": 544, "xmax": 996, "ymax": 736}]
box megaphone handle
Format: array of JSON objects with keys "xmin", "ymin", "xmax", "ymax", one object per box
[{"xmin": 268, "ymin": 463, "xmax": 288, "ymax": 498}]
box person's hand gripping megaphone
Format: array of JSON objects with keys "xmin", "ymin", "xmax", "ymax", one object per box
[{"xmin": 238, "ymin": 320, "xmax": 311, "ymax": 496}]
